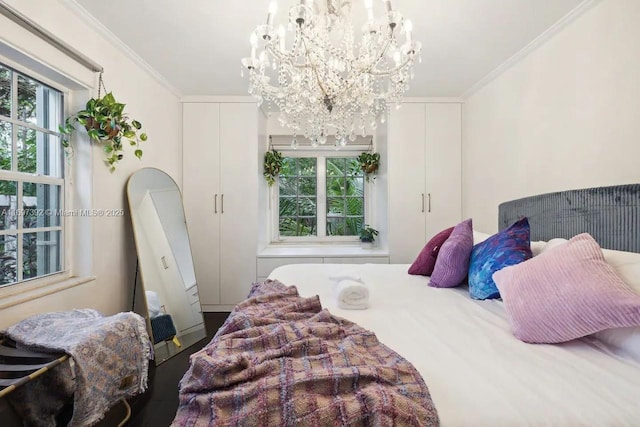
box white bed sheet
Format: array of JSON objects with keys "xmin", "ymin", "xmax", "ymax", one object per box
[{"xmin": 268, "ymin": 263, "xmax": 640, "ymax": 427}]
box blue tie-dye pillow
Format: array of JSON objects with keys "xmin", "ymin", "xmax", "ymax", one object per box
[{"xmin": 468, "ymin": 218, "xmax": 533, "ymax": 300}]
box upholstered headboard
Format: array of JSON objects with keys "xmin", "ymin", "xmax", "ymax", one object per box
[{"xmin": 499, "ymin": 184, "xmax": 640, "ymax": 253}]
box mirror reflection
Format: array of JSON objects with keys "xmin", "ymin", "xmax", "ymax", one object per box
[{"xmin": 127, "ymin": 168, "xmax": 206, "ymax": 364}]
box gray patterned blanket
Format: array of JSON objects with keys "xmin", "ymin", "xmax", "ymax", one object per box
[
  {"xmin": 2, "ymin": 309, "xmax": 153, "ymax": 426},
  {"xmin": 172, "ymin": 280, "xmax": 439, "ymax": 426}
]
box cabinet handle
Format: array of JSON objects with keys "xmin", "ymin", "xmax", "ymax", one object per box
[
  {"xmin": 161, "ymin": 256, "xmax": 168, "ymax": 269},
  {"xmin": 421, "ymin": 193, "xmax": 425, "ymax": 213},
  {"xmin": 428, "ymin": 193, "xmax": 432, "ymax": 213},
  {"xmin": 214, "ymin": 194, "xmax": 218, "ymax": 214},
  {"xmin": 221, "ymin": 194, "xmax": 224, "ymax": 214}
]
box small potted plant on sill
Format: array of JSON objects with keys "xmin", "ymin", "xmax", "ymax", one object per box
[
  {"xmin": 357, "ymin": 152, "xmax": 380, "ymax": 182},
  {"xmin": 59, "ymin": 92, "xmax": 147, "ymax": 172},
  {"xmin": 264, "ymin": 149, "xmax": 283, "ymax": 187},
  {"xmin": 359, "ymin": 225, "xmax": 379, "ymax": 249}
]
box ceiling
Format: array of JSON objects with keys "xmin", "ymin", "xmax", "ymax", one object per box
[{"xmin": 74, "ymin": 0, "xmax": 586, "ymax": 97}]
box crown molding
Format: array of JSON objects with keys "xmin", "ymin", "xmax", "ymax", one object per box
[
  {"xmin": 59, "ymin": 0, "xmax": 182, "ymax": 98},
  {"xmin": 401, "ymin": 97, "xmax": 464, "ymax": 104},
  {"xmin": 180, "ymin": 96, "xmax": 464, "ymax": 105},
  {"xmin": 461, "ymin": 0, "xmax": 603, "ymax": 99},
  {"xmin": 181, "ymin": 95, "xmax": 256, "ymax": 103}
]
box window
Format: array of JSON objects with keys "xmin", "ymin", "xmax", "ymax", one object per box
[
  {"xmin": 325, "ymin": 157, "xmax": 365, "ymax": 236},
  {"xmin": 276, "ymin": 153, "xmax": 366, "ymax": 241},
  {"xmin": 279, "ymin": 157, "xmax": 317, "ymax": 237},
  {"xmin": 0, "ymin": 63, "xmax": 65, "ymax": 287}
]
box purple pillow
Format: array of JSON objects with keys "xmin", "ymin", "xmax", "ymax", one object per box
[
  {"xmin": 429, "ymin": 219, "xmax": 473, "ymax": 288},
  {"xmin": 493, "ymin": 233, "xmax": 640, "ymax": 344},
  {"xmin": 408, "ymin": 227, "xmax": 454, "ymax": 276}
]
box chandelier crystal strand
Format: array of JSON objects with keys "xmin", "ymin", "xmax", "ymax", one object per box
[{"xmin": 242, "ymin": 0, "xmax": 421, "ymax": 146}]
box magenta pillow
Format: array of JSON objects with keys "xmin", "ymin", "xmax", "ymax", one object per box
[
  {"xmin": 493, "ymin": 233, "xmax": 640, "ymax": 344},
  {"xmin": 429, "ymin": 219, "xmax": 473, "ymax": 288},
  {"xmin": 408, "ymin": 227, "xmax": 454, "ymax": 276}
]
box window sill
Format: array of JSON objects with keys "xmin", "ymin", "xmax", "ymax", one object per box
[
  {"xmin": 258, "ymin": 244, "xmax": 389, "ymax": 258},
  {"xmin": 0, "ymin": 276, "xmax": 96, "ymax": 310}
]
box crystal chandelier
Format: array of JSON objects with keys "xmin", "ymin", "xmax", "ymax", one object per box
[{"xmin": 242, "ymin": 0, "xmax": 421, "ymax": 147}]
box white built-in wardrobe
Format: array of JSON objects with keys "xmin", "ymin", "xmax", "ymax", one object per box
[
  {"xmin": 182, "ymin": 102, "xmax": 262, "ymax": 311},
  {"xmin": 388, "ymin": 102, "xmax": 462, "ymax": 263}
]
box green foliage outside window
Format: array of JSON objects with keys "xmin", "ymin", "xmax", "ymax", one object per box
[
  {"xmin": 278, "ymin": 156, "xmax": 365, "ymax": 238},
  {"xmin": 326, "ymin": 158, "xmax": 364, "ymax": 236},
  {"xmin": 0, "ymin": 66, "xmax": 60, "ymax": 284},
  {"xmin": 0, "ymin": 68, "xmax": 37, "ymax": 194},
  {"xmin": 279, "ymin": 157, "xmax": 317, "ymax": 236}
]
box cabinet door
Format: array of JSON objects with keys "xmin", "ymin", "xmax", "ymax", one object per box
[
  {"xmin": 425, "ymin": 103, "xmax": 462, "ymax": 238},
  {"xmin": 183, "ymin": 103, "xmax": 221, "ymax": 305},
  {"xmin": 219, "ymin": 103, "xmax": 259, "ymax": 304},
  {"xmin": 388, "ymin": 103, "xmax": 427, "ymax": 263}
]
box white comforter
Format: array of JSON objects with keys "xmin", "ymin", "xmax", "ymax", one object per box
[{"xmin": 268, "ymin": 263, "xmax": 640, "ymax": 427}]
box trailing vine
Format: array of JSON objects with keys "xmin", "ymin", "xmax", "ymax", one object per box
[
  {"xmin": 264, "ymin": 149, "xmax": 283, "ymax": 186},
  {"xmin": 58, "ymin": 73, "xmax": 147, "ymax": 172},
  {"xmin": 357, "ymin": 152, "xmax": 380, "ymax": 182}
]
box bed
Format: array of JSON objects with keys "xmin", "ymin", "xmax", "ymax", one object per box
[
  {"xmin": 174, "ymin": 184, "xmax": 640, "ymax": 426},
  {"xmin": 268, "ymin": 263, "xmax": 640, "ymax": 426}
]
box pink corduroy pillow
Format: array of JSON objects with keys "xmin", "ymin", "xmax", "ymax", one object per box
[
  {"xmin": 408, "ymin": 226, "xmax": 454, "ymax": 276},
  {"xmin": 493, "ymin": 233, "xmax": 640, "ymax": 344}
]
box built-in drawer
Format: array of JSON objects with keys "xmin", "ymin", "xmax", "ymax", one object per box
[
  {"xmin": 186, "ymin": 286, "xmax": 200, "ymax": 305},
  {"xmin": 257, "ymin": 257, "xmax": 323, "ymax": 277},
  {"xmin": 323, "ymin": 257, "xmax": 390, "ymax": 264},
  {"xmin": 190, "ymin": 301, "xmax": 202, "ymax": 316}
]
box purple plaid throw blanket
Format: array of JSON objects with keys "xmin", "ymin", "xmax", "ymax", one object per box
[{"xmin": 172, "ymin": 280, "xmax": 439, "ymax": 426}]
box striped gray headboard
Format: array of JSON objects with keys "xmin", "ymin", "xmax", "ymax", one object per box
[{"xmin": 499, "ymin": 184, "xmax": 640, "ymax": 253}]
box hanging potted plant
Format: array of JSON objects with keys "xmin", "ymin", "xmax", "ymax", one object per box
[
  {"xmin": 59, "ymin": 92, "xmax": 147, "ymax": 172},
  {"xmin": 357, "ymin": 152, "xmax": 380, "ymax": 182},
  {"xmin": 264, "ymin": 149, "xmax": 283, "ymax": 187}
]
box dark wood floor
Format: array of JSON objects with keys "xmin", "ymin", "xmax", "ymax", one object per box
[
  {"xmin": 125, "ymin": 312, "xmax": 229, "ymax": 427},
  {"xmin": 0, "ymin": 312, "xmax": 230, "ymax": 427}
]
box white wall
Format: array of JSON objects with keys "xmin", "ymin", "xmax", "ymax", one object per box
[
  {"xmin": 0, "ymin": 0, "xmax": 182, "ymax": 327},
  {"xmin": 462, "ymin": 0, "xmax": 640, "ymax": 233}
]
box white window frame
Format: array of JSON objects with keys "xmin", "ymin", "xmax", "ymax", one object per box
[
  {"xmin": 271, "ymin": 148, "xmax": 373, "ymax": 244},
  {"xmin": 0, "ymin": 60, "xmax": 70, "ymax": 289}
]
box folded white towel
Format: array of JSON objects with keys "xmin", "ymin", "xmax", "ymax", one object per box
[
  {"xmin": 329, "ymin": 275, "xmax": 363, "ymax": 283},
  {"xmin": 336, "ymin": 279, "xmax": 370, "ymax": 310}
]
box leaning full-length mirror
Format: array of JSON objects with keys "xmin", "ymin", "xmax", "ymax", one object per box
[{"xmin": 127, "ymin": 168, "xmax": 206, "ymax": 364}]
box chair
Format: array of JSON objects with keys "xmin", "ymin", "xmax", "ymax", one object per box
[
  {"xmin": 146, "ymin": 290, "xmax": 181, "ymax": 347},
  {"xmin": 150, "ymin": 314, "xmax": 181, "ymax": 347}
]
